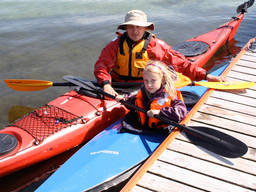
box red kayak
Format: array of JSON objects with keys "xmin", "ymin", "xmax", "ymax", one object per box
[
  {"xmin": 0, "ymin": 1, "xmax": 252, "ymax": 177},
  {"xmin": 172, "ymin": 13, "xmax": 244, "ymax": 68}
]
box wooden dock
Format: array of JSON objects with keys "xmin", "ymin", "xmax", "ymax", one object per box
[{"xmin": 121, "ymin": 38, "xmax": 256, "ymax": 192}]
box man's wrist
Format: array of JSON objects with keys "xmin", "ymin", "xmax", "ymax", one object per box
[
  {"xmin": 102, "ymin": 80, "xmax": 110, "ymax": 87},
  {"xmin": 205, "ymin": 72, "xmax": 209, "ymax": 80}
]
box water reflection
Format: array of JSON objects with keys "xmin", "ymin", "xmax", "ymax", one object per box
[{"xmin": 203, "ymin": 38, "xmax": 241, "ymax": 71}]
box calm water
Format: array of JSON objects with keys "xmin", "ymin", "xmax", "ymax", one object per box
[{"xmin": 0, "ymin": 0, "xmax": 255, "ymax": 191}]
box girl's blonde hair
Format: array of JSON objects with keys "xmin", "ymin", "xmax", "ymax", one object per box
[{"xmin": 144, "ymin": 60, "xmax": 177, "ymax": 100}]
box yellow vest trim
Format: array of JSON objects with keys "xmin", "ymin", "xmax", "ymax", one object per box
[{"xmin": 114, "ymin": 39, "xmax": 150, "ymax": 78}]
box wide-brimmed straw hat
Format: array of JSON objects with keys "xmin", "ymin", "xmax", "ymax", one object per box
[{"xmin": 117, "ymin": 10, "xmax": 155, "ymax": 31}]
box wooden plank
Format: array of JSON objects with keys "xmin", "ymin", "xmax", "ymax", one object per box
[
  {"xmin": 206, "ymin": 93, "xmax": 256, "ymax": 114},
  {"xmin": 157, "ymin": 150, "xmax": 256, "ymax": 190},
  {"xmin": 231, "ymin": 65, "xmax": 256, "ymax": 75},
  {"xmin": 209, "ymin": 90, "xmax": 256, "ymax": 107},
  {"xmin": 196, "ymin": 104, "xmax": 256, "ymax": 127},
  {"xmin": 234, "ymin": 61, "xmax": 256, "ymax": 70},
  {"xmin": 245, "ymin": 52, "xmax": 256, "ymax": 58},
  {"xmin": 211, "ymin": 89, "xmax": 256, "ymax": 100},
  {"xmin": 236, "ymin": 59, "xmax": 256, "ymax": 69},
  {"xmin": 204, "ymin": 96, "xmax": 256, "ymax": 117},
  {"xmin": 168, "ymin": 139, "xmax": 256, "ymax": 175},
  {"xmin": 147, "ymin": 160, "xmax": 255, "ymax": 192},
  {"xmin": 136, "ymin": 172, "xmax": 204, "ymax": 192},
  {"xmin": 130, "ymin": 186, "xmax": 153, "ymax": 192},
  {"xmin": 238, "ymin": 89, "xmax": 256, "ymax": 98},
  {"xmin": 240, "ymin": 54, "xmax": 256, "ymax": 62},
  {"xmin": 192, "ymin": 110, "xmax": 256, "ymax": 137},
  {"xmin": 227, "ymin": 71, "xmax": 256, "ymax": 82}
]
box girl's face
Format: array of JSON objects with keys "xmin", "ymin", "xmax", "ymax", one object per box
[
  {"xmin": 126, "ymin": 25, "xmax": 147, "ymax": 42},
  {"xmin": 143, "ymin": 70, "xmax": 163, "ymax": 94}
]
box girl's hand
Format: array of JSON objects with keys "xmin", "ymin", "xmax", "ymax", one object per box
[
  {"xmin": 115, "ymin": 95, "xmax": 125, "ymax": 102},
  {"xmin": 147, "ymin": 109, "xmax": 160, "ymax": 117}
]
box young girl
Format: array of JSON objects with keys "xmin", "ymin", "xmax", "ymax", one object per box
[{"xmin": 117, "ymin": 60, "xmax": 187, "ymax": 133}]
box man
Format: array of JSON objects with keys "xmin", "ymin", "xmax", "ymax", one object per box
[{"xmin": 94, "ymin": 10, "xmax": 224, "ymax": 96}]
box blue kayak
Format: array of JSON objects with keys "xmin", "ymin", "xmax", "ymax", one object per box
[{"xmin": 35, "ymin": 64, "xmax": 229, "ymax": 192}]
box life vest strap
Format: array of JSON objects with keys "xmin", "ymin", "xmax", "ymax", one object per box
[{"xmin": 119, "ymin": 32, "xmax": 152, "ymax": 55}]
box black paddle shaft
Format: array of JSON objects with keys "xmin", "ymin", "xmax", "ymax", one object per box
[
  {"xmin": 97, "ymin": 87, "xmax": 248, "ymax": 155},
  {"xmin": 63, "ymin": 75, "xmax": 248, "ymax": 158},
  {"xmin": 53, "ymin": 82, "xmax": 73, "ymax": 86},
  {"xmin": 98, "ymin": 88, "xmax": 229, "ymax": 144},
  {"xmin": 52, "ymin": 81, "xmax": 142, "ymax": 88}
]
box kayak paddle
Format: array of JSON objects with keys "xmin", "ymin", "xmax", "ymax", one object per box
[
  {"xmin": 192, "ymin": 81, "xmax": 255, "ymax": 90},
  {"xmin": 3, "ymin": 80, "xmax": 73, "ymax": 91},
  {"xmin": 4, "ymin": 78, "xmax": 254, "ymax": 91},
  {"xmin": 62, "ymin": 75, "xmax": 248, "ymax": 158},
  {"xmin": 3, "ymin": 73, "xmax": 189, "ymax": 91}
]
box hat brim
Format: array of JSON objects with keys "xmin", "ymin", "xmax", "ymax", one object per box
[{"xmin": 117, "ymin": 21, "xmax": 155, "ymax": 31}]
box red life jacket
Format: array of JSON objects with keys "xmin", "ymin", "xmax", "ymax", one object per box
[{"xmin": 135, "ymin": 89, "xmax": 183, "ymax": 129}]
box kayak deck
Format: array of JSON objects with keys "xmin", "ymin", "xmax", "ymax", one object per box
[{"xmin": 122, "ymin": 38, "xmax": 256, "ymax": 192}]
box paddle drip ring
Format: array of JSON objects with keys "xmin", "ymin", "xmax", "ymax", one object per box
[{"xmin": 172, "ymin": 41, "xmax": 209, "ymax": 57}]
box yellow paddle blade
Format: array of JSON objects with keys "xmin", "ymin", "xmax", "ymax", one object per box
[
  {"xmin": 194, "ymin": 81, "xmax": 255, "ymax": 90},
  {"xmin": 175, "ymin": 72, "xmax": 192, "ymax": 88},
  {"xmin": 4, "ymin": 79, "xmax": 53, "ymax": 91}
]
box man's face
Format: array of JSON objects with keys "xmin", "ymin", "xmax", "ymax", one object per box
[{"xmin": 126, "ymin": 25, "xmax": 147, "ymax": 42}]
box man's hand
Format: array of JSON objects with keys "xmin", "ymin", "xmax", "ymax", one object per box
[
  {"xmin": 103, "ymin": 84, "xmax": 119, "ymax": 98},
  {"xmin": 206, "ymin": 74, "xmax": 226, "ymax": 82}
]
